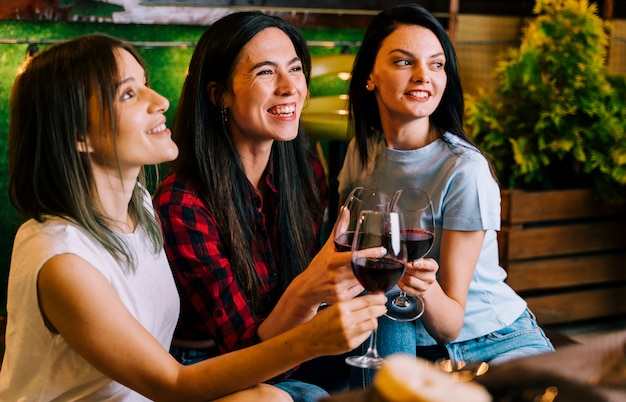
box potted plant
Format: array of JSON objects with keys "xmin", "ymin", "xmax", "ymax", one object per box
[
  {"xmin": 465, "ymin": 0, "xmax": 626, "ymax": 204},
  {"xmin": 463, "ymin": 0, "xmax": 626, "ymax": 325}
]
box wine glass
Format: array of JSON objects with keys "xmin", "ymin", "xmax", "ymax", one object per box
[
  {"xmin": 333, "ymin": 187, "xmax": 391, "ymax": 252},
  {"xmin": 345, "ymin": 210, "xmax": 407, "ymax": 369},
  {"xmin": 320, "ymin": 187, "xmax": 390, "ymax": 311},
  {"xmin": 385, "ymin": 188, "xmax": 435, "ymax": 322}
]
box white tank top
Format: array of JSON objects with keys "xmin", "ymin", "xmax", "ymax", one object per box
[{"xmin": 0, "ymin": 206, "xmax": 179, "ymax": 401}]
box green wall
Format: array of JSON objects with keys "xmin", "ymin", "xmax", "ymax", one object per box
[{"xmin": 0, "ymin": 20, "xmax": 364, "ymax": 313}]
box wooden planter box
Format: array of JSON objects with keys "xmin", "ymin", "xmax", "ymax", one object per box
[{"xmin": 498, "ymin": 189, "xmax": 626, "ymax": 325}]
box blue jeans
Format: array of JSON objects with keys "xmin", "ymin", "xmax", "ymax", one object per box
[
  {"xmin": 170, "ymin": 345, "xmax": 219, "ymax": 365},
  {"xmin": 349, "ymin": 308, "xmax": 555, "ymax": 388},
  {"xmin": 170, "ymin": 346, "xmax": 329, "ymax": 402},
  {"xmin": 271, "ymin": 380, "xmax": 329, "ymax": 402},
  {"xmin": 445, "ymin": 309, "xmax": 554, "ymax": 365}
]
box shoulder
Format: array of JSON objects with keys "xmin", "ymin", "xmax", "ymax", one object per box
[
  {"xmin": 442, "ymin": 133, "xmax": 492, "ymax": 173},
  {"xmin": 12, "ymin": 218, "xmax": 108, "ymax": 275},
  {"xmin": 16, "ymin": 218, "xmax": 89, "ymax": 247},
  {"xmin": 343, "ymin": 136, "xmax": 386, "ymax": 165},
  {"xmin": 153, "ymin": 173, "xmax": 203, "ymax": 208},
  {"xmin": 152, "ymin": 174, "xmax": 219, "ymax": 234}
]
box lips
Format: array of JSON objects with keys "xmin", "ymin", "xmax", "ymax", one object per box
[
  {"xmin": 147, "ymin": 123, "xmax": 167, "ymax": 134},
  {"xmin": 268, "ymin": 104, "xmax": 296, "ymax": 117},
  {"xmin": 407, "ymin": 90, "xmax": 430, "ymax": 99}
]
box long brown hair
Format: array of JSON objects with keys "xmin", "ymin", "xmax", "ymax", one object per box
[{"xmin": 9, "ymin": 34, "xmax": 163, "ymax": 271}]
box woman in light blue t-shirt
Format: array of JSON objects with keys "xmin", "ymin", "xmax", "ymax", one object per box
[{"xmin": 338, "ymin": 4, "xmax": 554, "ymax": 386}]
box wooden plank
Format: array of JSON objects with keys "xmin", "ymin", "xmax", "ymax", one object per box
[
  {"xmin": 497, "ymin": 227, "xmax": 508, "ymax": 264},
  {"xmin": 448, "ymin": 0, "xmax": 459, "ymax": 45},
  {"xmin": 505, "ymin": 252, "xmax": 626, "ymax": 291},
  {"xmin": 499, "ymin": 189, "xmax": 626, "ymax": 325},
  {"xmin": 505, "ymin": 220, "xmax": 626, "ymax": 260},
  {"xmin": 526, "ymin": 285, "xmax": 626, "ymax": 325},
  {"xmin": 501, "ymin": 189, "xmax": 625, "ymax": 225}
]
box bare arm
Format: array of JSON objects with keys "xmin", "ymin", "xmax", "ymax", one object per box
[
  {"xmin": 402, "ymin": 229, "xmax": 484, "ymax": 344},
  {"xmin": 38, "ymin": 254, "xmax": 386, "ymax": 402}
]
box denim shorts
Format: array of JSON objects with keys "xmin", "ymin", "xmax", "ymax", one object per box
[{"xmin": 445, "ymin": 308, "xmax": 555, "ymax": 366}]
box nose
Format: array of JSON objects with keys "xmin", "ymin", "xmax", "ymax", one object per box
[
  {"xmin": 149, "ymin": 89, "xmax": 170, "ymax": 113},
  {"xmin": 276, "ymin": 72, "xmax": 298, "ymax": 96},
  {"xmin": 412, "ymin": 64, "xmax": 430, "ymax": 84}
]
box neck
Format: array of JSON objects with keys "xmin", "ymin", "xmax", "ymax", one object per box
[
  {"xmin": 237, "ymin": 141, "xmax": 273, "ymax": 191},
  {"xmin": 91, "ymin": 167, "xmax": 139, "ymax": 234},
  {"xmin": 382, "ymin": 118, "xmax": 437, "ymax": 150}
]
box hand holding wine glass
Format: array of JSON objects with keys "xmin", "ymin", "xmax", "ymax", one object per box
[
  {"xmin": 345, "ymin": 210, "xmax": 407, "ymax": 369},
  {"xmin": 386, "ymin": 188, "xmax": 435, "ymax": 322},
  {"xmin": 333, "ymin": 187, "xmax": 390, "ymax": 252}
]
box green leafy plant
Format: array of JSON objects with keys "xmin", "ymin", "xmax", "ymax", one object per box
[{"xmin": 465, "ymin": 0, "xmax": 626, "ymax": 203}]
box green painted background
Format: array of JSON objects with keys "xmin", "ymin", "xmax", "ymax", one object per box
[{"xmin": 0, "ymin": 20, "xmax": 364, "ymax": 313}]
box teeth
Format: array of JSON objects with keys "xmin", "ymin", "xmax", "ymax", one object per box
[
  {"xmin": 147, "ymin": 123, "xmax": 166, "ymax": 134},
  {"xmin": 408, "ymin": 91, "xmax": 429, "ymax": 98},
  {"xmin": 268, "ymin": 105, "xmax": 296, "ymax": 116}
]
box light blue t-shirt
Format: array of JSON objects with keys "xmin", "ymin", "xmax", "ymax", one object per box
[{"xmin": 338, "ymin": 132, "xmax": 526, "ymax": 344}]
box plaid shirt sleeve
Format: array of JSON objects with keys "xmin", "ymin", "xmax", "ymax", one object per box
[{"xmin": 153, "ymin": 174, "xmax": 262, "ymax": 353}]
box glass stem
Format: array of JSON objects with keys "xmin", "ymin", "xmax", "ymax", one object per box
[
  {"xmin": 364, "ymin": 329, "xmax": 380, "ymax": 358},
  {"xmin": 394, "ymin": 291, "xmax": 408, "ymax": 308}
]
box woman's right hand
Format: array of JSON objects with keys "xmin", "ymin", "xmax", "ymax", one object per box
[
  {"xmin": 300, "ymin": 293, "xmax": 387, "ymax": 356},
  {"xmin": 293, "ymin": 233, "xmax": 365, "ymax": 307}
]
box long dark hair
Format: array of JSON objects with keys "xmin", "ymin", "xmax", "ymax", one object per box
[
  {"xmin": 8, "ymin": 34, "xmax": 163, "ymax": 271},
  {"xmin": 349, "ymin": 4, "xmax": 481, "ymax": 168},
  {"xmin": 168, "ymin": 11, "xmax": 322, "ymax": 312}
]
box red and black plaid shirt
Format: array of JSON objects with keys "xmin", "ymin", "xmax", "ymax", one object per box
[{"xmin": 153, "ymin": 157, "xmax": 327, "ymax": 355}]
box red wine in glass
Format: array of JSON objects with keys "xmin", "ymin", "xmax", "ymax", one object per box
[
  {"xmin": 334, "ymin": 231, "xmax": 355, "ymax": 252},
  {"xmin": 345, "ymin": 210, "xmax": 406, "ymax": 370},
  {"xmin": 352, "ymin": 257, "xmax": 406, "ymax": 293},
  {"xmin": 403, "ymin": 228, "xmax": 435, "ymax": 261},
  {"xmin": 386, "ymin": 188, "xmax": 434, "ymax": 322}
]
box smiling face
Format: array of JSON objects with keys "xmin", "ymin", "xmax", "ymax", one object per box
[
  {"xmin": 366, "ymin": 24, "xmax": 447, "ymax": 128},
  {"xmin": 221, "ymin": 27, "xmax": 308, "ymax": 148},
  {"xmin": 86, "ymin": 48, "xmax": 179, "ymax": 175}
]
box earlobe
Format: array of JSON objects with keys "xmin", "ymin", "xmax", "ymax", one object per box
[
  {"xmin": 366, "ymin": 78, "xmax": 375, "ymax": 91},
  {"xmin": 76, "ymin": 140, "xmax": 92, "ymax": 153}
]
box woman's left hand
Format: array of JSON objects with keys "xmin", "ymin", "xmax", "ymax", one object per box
[{"xmin": 397, "ymin": 258, "xmax": 439, "ymax": 296}]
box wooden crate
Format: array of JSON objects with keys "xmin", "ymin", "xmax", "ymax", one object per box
[{"xmin": 498, "ymin": 189, "xmax": 626, "ymax": 325}]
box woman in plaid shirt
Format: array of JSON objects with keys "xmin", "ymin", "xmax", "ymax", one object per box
[{"xmin": 153, "ymin": 11, "xmax": 395, "ymax": 402}]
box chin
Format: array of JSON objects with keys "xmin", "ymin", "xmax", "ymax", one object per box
[{"xmin": 158, "ymin": 148, "xmax": 180, "ymax": 164}]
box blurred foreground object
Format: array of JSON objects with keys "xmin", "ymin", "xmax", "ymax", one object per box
[
  {"xmin": 323, "ymin": 353, "xmax": 491, "ymax": 402},
  {"xmin": 476, "ymin": 330, "xmax": 626, "ymax": 401},
  {"xmin": 371, "ymin": 354, "xmax": 491, "ymax": 402}
]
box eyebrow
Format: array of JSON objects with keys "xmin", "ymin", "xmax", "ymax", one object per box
[
  {"xmin": 115, "ymin": 74, "xmax": 147, "ymax": 90},
  {"xmin": 250, "ymin": 56, "xmax": 301, "ymax": 72},
  {"xmin": 119, "ymin": 76, "xmax": 134, "ymax": 85},
  {"xmin": 389, "ymin": 49, "xmax": 445, "ymax": 59}
]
